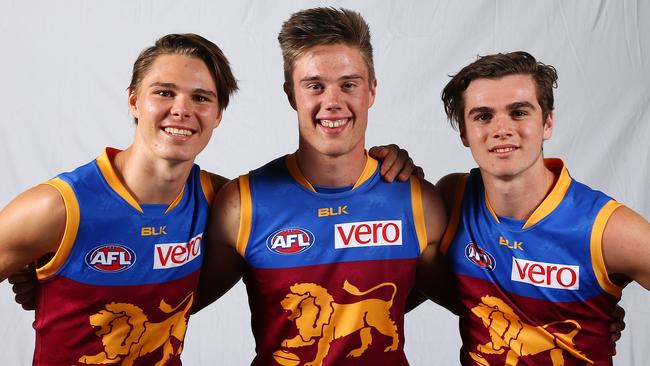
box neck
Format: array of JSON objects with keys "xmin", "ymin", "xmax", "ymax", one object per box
[
  {"xmin": 296, "ymin": 145, "xmax": 367, "ymax": 188},
  {"xmin": 482, "ymin": 158, "xmax": 557, "ymax": 221},
  {"xmin": 112, "ymin": 146, "xmax": 194, "ymax": 205}
]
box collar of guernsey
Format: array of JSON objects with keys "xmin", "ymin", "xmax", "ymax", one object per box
[
  {"xmin": 284, "ymin": 150, "xmax": 378, "ymax": 192},
  {"xmin": 96, "ymin": 147, "xmax": 185, "ymax": 214}
]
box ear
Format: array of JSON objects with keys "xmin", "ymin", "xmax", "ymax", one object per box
[
  {"xmin": 127, "ymin": 87, "xmax": 139, "ymax": 118},
  {"xmin": 213, "ymin": 108, "xmax": 223, "ymax": 129},
  {"xmin": 284, "ymin": 82, "xmax": 297, "ymax": 110},
  {"xmin": 542, "ymin": 111, "xmax": 553, "ymax": 140},
  {"xmin": 367, "ymin": 79, "xmax": 377, "ymax": 108}
]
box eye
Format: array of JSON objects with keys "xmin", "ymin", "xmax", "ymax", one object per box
[
  {"xmin": 306, "ymin": 83, "xmax": 323, "ymax": 91},
  {"xmin": 193, "ymin": 95, "xmax": 210, "ymax": 103},
  {"xmin": 155, "ymin": 90, "xmax": 173, "ymax": 97},
  {"xmin": 511, "ymin": 110, "xmax": 528, "ymax": 119},
  {"xmin": 475, "ymin": 113, "xmax": 492, "ymax": 122},
  {"xmin": 342, "ymin": 82, "xmax": 356, "ymax": 90}
]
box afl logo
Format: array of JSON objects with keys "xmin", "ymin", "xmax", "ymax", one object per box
[
  {"xmin": 266, "ymin": 228, "xmax": 315, "ymax": 255},
  {"xmin": 465, "ymin": 242, "xmax": 496, "ymax": 271},
  {"xmin": 85, "ymin": 245, "xmax": 136, "ymax": 272}
]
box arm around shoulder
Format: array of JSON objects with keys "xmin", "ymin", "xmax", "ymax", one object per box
[
  {"xmin": 0, "ymin": 185, "xmax": 65, "ymax": 282},
  {"xmin": 193, "ymin": 177, "xmax": 246, "ymax": 313},
  {"xmin": 602, "ymin": 205, "xmax": 650, "ymax": 290}
]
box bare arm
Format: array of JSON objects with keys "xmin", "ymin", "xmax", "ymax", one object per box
[
  {"xmin": 602, "ymin": 206, "xmax": 650, "ymax": 290},
  {"xmin": 193, "ymin": 178, "xmax": 245, "ymax": 313},
  {"xmin": 0, "ymin": 185, "xmax": 65, "ymax": 282},
  {"xmin": 414, "ymin": 177, "xmax": 460, "ymax": 315}
]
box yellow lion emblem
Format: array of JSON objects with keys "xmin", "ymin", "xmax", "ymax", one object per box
[
  {"xmin": 469, "ymin": 295, "xmax": 592, "ymax": 366},
  {"xmin": 278, "ymin": 280, "xmax": 399, "ymax": 366},
  {"xmin": 78, "ymin": 293, "xmax": 194, "ymax": 366}
]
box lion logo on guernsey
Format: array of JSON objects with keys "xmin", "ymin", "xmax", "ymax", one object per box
[
  {"xmin": 85, "ymin": 245, "xmax": 136, "ymax": 272},
  {"xmin": 267, "ymin": 228, "xmax": 315, "ymax": 255},
  {"xmin": 276, "ymin": 280, "xmax": 399, "ymax": 365},
  {"xmin": 469, "ymin": 295, "xmax": 590, "ymax": 366},
  {"xmin": 465, "ymin": 242, "xmax": 496, "ymax": 271}
]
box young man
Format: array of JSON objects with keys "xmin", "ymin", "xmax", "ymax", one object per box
[
  {"xmin": 193, "ymin": 7, "xmax": 450, "ymax": 365},
  {"xmin": 0, "ymin": 34, "xmax": 237, "ymax": 365},
  {"xmin": 437, "ymin": 51, "xmax": 650, "ymax": 365}
]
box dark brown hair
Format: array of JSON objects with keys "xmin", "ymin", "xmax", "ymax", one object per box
[
  {"xmin": 441, "ymin": 51, "xmax": 558, "ymax": 131},
  {"xmin": 278, "ymin": 7, "xmax": 375, "ymax": 88},
  {"xmin": 129, "ymin": 33, "xmax": 238, "ymax": 114}
]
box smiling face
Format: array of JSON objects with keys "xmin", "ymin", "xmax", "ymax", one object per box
[
  {"xmin": 286, "ymin": 43, "xmax": 376, "ymax": 159},
  {"xmin": 461, "ymin": 74, "xmax": 553, "ymax": 180},
  {"xmin": 128, "ymin": 54, "xmax": 222, "ymax": 164}
]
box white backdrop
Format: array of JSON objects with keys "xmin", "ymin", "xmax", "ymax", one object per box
[{"xmin": 0, "ymin": 1, "xmax": 648, "ymax": 365}]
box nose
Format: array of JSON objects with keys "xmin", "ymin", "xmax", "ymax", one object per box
[
  {"xmin": 323, "ymin": 87, "xmax": 343, "ymax": 111},
  {"xmin": 171, "ymin": 95, "xmax": 192, "ymax": 120},
  {"xmin": 492, "ymin": 114, "xmax": 513, "ymax": 139}
]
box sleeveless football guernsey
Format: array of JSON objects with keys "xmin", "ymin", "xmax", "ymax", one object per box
[
  {"xmin": 33, "ymin": 148, "xmax": 213, "ymax": 366},
  {"xmin": 441, "ymin": 158, "xmax": 623, "ymax": 365},
  {"xmin": 238, "ymin": 154, "xmax": 427, "ymax": 366}
]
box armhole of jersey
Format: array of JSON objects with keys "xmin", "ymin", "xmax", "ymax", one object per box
[
  {"xmin": 590, "ymin": 200, "xmax": 624, "ymax": 297},
  {"xmin": 200, "ymin": 170, "xmax": 215, "ymax": 207},
  {"xmin": 410, "ymin": 177, "xmax": 428, "ymax": 254},
  {"xmin": 236, "ymin": 175, "xmax": 253, "ymax": 257},
  {"xmin": 440, "ymin": 174, "xmax": 468, "ymax": 255},
  {"xmin": 36, "ymin": 178, "xmax": 80, "ymax": 280}
]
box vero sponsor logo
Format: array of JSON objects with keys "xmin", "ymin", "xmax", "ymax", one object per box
[
  {"xmin": 511, "ymin": 258, "xmax": 579, "ymax": 290},
  {"xmin": 334, "ymin": 220, "xmax": 402, "ymax": 249},
  {"xmin": 153, "ymin": 233, "xmax": 202, "ymax": 269}
]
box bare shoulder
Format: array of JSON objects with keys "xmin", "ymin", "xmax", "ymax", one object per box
[
  {"xmin": 206, "ymin": 178, "xmax": 242, "ymax": 250},
  {"xmin": 0, "ymin": 184, "xmax": 66, "ymax": 280},
  {"xmin": 1, "ymin": 184, "xmax": 66, "ymax": 237},
  {"xmin": 416, "ymin": 177, "xmax": 447, "ymax": 243},
  {"xmin": 207, "ymin": 172, "xmax": 230, "ymax": 194},
  {"xmin": 602, "ymin": 205, "xmax": 650, "ymax": 289},
  {"xmin": 436, "ymin": 173, "xmax": 466, "ymax": 214}
]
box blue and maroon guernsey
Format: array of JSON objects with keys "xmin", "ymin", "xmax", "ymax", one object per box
[
  {"xmin": 33, "ymin": 148, "xmax": 214, "ymax": 366},
  {"xmin": 441, "ymin": 159, "xmax": 623, "ymax": 366},
  {"xmin": 237, "ymin": 153, "xmax": 428, "ymax": 366}
]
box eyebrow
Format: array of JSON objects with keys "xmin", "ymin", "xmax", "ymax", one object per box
[
  {"xmin": 467, "ymin": 106, "xmax": 494, "ymax": 116},
  {"xmin": 299, "ymin": 74, "xmax": 365, "ymax": 83},
  {"xmin": 506, "ymin": 101, "xmax": 536, "ymax": 111},
  {"xmin": 149, "ymin": 82, "xmax": 217, "ymax": 98},
  {"xmin": 467, "ymin": 101, "xmax": 537, "ymax": 116}
]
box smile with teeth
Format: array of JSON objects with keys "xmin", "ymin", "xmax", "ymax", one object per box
[
  {"xmin": 164, "ymin": 127, "xmax": 193, "ymax": 136},
  {"xmin": 492, "ymin": 146, "xmax": 517, "ymax": 153},
  {"xmin": 319, "ymin": 118, "xmax": 349, "ymax": 128}
]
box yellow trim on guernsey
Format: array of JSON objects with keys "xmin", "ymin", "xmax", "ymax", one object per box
[
  {"xmin": 97, "ymin": 147, "xmax": 186, "ymax": 214},
  {"xmin": 97, "ymin": 148, "xmax": 144, "ymax": 213},
  {"xmin": 440, "ymin": 174, "xmax": 468, "ymax": 255},
  {"xmin": 164, "ymin": 185, "xmax": 185, "ymax": 214},
  {"xmin": 236, "ymin": 175, "xmax": 253, "ymax": 257},
  {"xmin": 522, "ymin": 158, "xmax": 571, "ymax": 229},
  {"xmin": 199, "ymin": 170, "xmax": 215, "ymax": 207},
  {"xmin": 590, "ymin": 200, "xmax": 624, "ymax": 297},
  {"xmin": 352, "ymin": 154, "xmax": 379, "ymax": 189},
  {"xmin": 285, "ymin": 152, "xmax": 379, "ymax": 192},
  {"xmin": 36, "ymin": 178, "xmax": 80, "ymax": 280},
  {"xmin": 483, "ymin": 159, "xmax": 572, "ymax": 228},
  {"xmin": 410, "ymin": 177, "xmax": 428, "ymax": 253}
]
